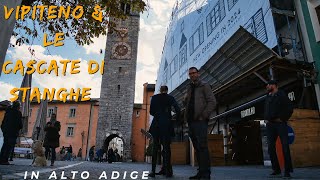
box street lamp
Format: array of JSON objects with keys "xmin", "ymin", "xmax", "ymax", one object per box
[
  {"xmin": 81, "ymin": 131, "xmax": 85, "ymax": 150},
  {"xmin": 36, "ymin": 127, "xmax": 41, "ymax": 140}
]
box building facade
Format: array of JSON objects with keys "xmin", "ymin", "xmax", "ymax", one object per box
[
  {"xmin": 295, "ymin": 0, "xmax": 320, "ymax": 110},
  {"xmin": 109, "ymin": 137, "xmax": 123, "ymax": 157},
  {"xmin": 27, "ymin": 100, "xmax": 99, "ymax": 159},
  {"xmin": 131, "ymin": 83, "xmax": 154, "ymax": 162},
  {"xmin": 155, "ymin": 0, "xmax": 320, "ymax": 166},
  {"xmin": 21, "ymin": 83, "xmax": 153, "ymax": 162}
]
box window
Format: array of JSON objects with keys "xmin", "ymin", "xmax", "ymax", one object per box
[
  {"xmin": 189, "ymin": 23, "xmax": 204, "ymax": 56},
  {"xmin": 307, "ymin": 1, "xmax": 320, "ymax": 42},
  {"xmin": 69, "ymin": 108, "xmax": 76, "ymax": 118},
  {"xmin": 197, "ymin": 7, "xmax": 203, "ymax": 14},
  {"xmin": 179, "ymin": 45, "xmax": 187, "ymax": 67},
  {"xmin": 120, "ymin": 3, "xmax": 131, "ymax": 14},
  {"xmin": 67, "ymin": 127, "xmax": 74, "ymax": 137},
  {"xmin": 206, "ymin": 0, "xmax": 226, "ymax": 36},
  {"xmin": 163, "ymin": 69, "xmax": 168, "ymax": 84},
  {"xmin": 48, "ymin": 108, "xmax": 54, "ymax": 117},
  {"xmin": 181, "ymin": 20, "xmax": 184, "ymax": 32},
  {"xmin": 136, "ymin": 110, "xmax": 140, "ymax": 117},
  {"xmin": 244, "ymin": 8, "xmax": 268, "ymax": 44},
  {"xmin": 170, "ymin": 55, "xmax": 178, "ymax": 75},
  {"xmin": 227, "ymin": 0, "xmax": 239, "ymax": 10},
  {"xmin": 29, "ymin": 108, "xmax": 32, "ymax": 116},
  {"xmin": 171, "ymin": 36, "xmax": 174, "ymax": 46}
]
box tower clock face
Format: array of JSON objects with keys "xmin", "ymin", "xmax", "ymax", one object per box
[{"xmin": 111, "ymin": 42, "xmax": 132, "ymax": 59}]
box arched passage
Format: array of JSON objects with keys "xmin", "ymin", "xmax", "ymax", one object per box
[{"xmin": 103, "ymin": 132, "xmax": 124, "ymax": 162}]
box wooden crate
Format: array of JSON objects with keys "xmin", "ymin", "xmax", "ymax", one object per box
[
  {"xmin": 290, "ymin": 109, "xmax": 319, "ymax": 119},
  {"xmin": 171, "ymin": 141, "xmax": 189, "ymax": 165},
  {"xmin": 287, "ymin": 109, "xmax": 320, "ymax": 167},
  {"xmin": 190, "ymin": 134, "xmax": 225, "ymax": 166}
]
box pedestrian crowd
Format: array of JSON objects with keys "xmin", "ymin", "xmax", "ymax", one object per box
[{"xmin": 88, "ymin": 146, "xmax": 122, "ymax": 163}]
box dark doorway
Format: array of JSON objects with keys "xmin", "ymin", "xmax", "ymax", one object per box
[
  {"xmin": 103, "ymin": 134, "xmax": 124, "ymax": 162},
  {"xmin": 230, "ymin": 120, "xmax": 264, "ymax": 165}
]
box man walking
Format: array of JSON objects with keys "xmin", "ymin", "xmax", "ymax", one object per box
[
  {"xmin": 264, "ymin": 80, "xmax": 293, "ymax": 178},
  {"xmin": 67, "ymin": 145, "xmax": 73, "ymax": 161},
  {"xmin": 43, "ymin": 113, "xmax": 61, "ymax": 166},
  {"xmin": 148, "ymin": 85, "xmax": 181, "ymax": 178},
  {"xmin": 185, "ymin": 67, "xmax": 216, "ymax": 180},
  {"xmin": 0, "ymin": 101, "xmax": 23, "ymax": 165}
]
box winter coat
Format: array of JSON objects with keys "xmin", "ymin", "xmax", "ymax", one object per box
[
  {"xmin": 68, "ymin": 146, "xmax": 73, "ymax": 153},
  {"xmin": 264, "ymin": 89, "xmax": 294, "ymax": 122},
  {"xmin": 184, "ymin": 80, "xmax": 216, "ymax": 121},
  {"xmin": 43, "ymin": 122, "xmax": 60, "ymax": 148},
  {"xmin": 1, "ymin": 107, "xmax": 23, "ymax": 138},
  {"xmin": 149, "ymin": 93, "xmax": 181, "ymax": 138}
]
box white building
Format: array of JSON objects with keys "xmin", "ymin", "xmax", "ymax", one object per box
[{"xmin": 109, "ymin": 137, "xmax": 123, "ymax": 157}]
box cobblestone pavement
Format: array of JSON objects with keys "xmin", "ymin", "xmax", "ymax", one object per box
[{"xmin": 0, "ymin": 159, "xmax": 319, "ymax": 180}]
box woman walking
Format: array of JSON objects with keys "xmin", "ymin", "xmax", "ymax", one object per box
[{"xmin": 43, "ymin": 114, "xmax": 60, "ymax": 166}]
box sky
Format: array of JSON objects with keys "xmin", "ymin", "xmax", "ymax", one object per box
[{"xmin": 0, "ymin": 0, "xmax": 176, "ymax": 103}]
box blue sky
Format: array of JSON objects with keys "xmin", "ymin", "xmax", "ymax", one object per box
[{"xmin": 0, "ymin": 0, "xmax": 176, "ymax": 103}]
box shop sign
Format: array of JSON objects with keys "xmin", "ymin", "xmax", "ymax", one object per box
[{"xmin": 241, "ymin": 107, "xmax": 255, "ymax": 118}]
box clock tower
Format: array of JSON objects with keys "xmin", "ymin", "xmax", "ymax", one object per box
[{"xmin": 96, "ymin": 3, "xmax": 140, "ymax": 160}]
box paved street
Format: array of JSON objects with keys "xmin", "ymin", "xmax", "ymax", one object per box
[{"xmin": 0, "ymin": 159, "xmax": 320, "ymax": 180}]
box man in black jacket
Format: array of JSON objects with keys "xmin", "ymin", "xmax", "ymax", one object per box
[
  {"xmin": 264, "ymin": 80, "xmax": 293, "ymax": 178},
  {"xmin": 148, "ymin": 85, "xmax": 181, "ymax": 178},
  {"xmin": 43, "ymin": 122, "xmax": 58, "ymax": 165},
  {"xmin": 0, "ymin": 101, "xmax": 23, "ymax": 165}
]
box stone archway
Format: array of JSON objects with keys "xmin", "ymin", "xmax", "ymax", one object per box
[
  {"xmin": 103, "ymin": 131, "xmax": 125, "ymax": 161},
  {"xmin": 104, "ymin": 131, "xmax": 124, "ymax": 148}
]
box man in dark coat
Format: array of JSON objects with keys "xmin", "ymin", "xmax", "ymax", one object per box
[
  {"xmin": 77, "ymin": 148, "xmax": 82, "ymax": 159},
  {"xmin": 96, "ymin": 148, "xmax": 104, "ymax": 162},
  {"xmin": 89, "ymin": 146, "xmax": 95, "ymax": 161},
  {"xmin": 67, "ymin": 145, "xmax": 73, "ymax": 161},
  {"xmin": 264, "ymin": 80, "xmax": 293, "ymax": 178},
  {"xmin": 43, "ymin": 113, "xmax": 60, "ymax": 166},
  {"xmin": 184, "ymin": 67, "xmax": 216, "ymax": 180},
  {"xmin": 0, "ymin": 101, "xmax": 23, "ymax": 165},
  {"xmin": 107, "ymin": 148, "xmax": 114, "ymax": 163},
  {"xmin": 148, "ymin": 85, "xmax": 181, "ymax": 177}
]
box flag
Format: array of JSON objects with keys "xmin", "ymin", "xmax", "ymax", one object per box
[
  {"xmin": 18, "ymin": 71, "xmax": 32, "ymax": 134},
  {"xmin": 32, "ymin": 99, "xmax": 48, "ymax": 141}
]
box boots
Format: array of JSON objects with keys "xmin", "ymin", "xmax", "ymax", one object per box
[
  {"xmin": 165, "ymin": 165, "xmax": 173, "ymax": 177},
  {"xmin": 156, "ymin": 166, "xmax": 165, "ymax": 175},
  {"xmin": 148, "ymin": 172, "xmax": 156, "ymax": 178}
]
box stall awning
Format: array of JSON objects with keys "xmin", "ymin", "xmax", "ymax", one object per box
[
  {"xmin": 170, "ymin": 27, "xmax": 315, "ymax": 124},
  {"xmin": 171, "ymin": 26, "xmax": 277, "ymax": 107}
]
